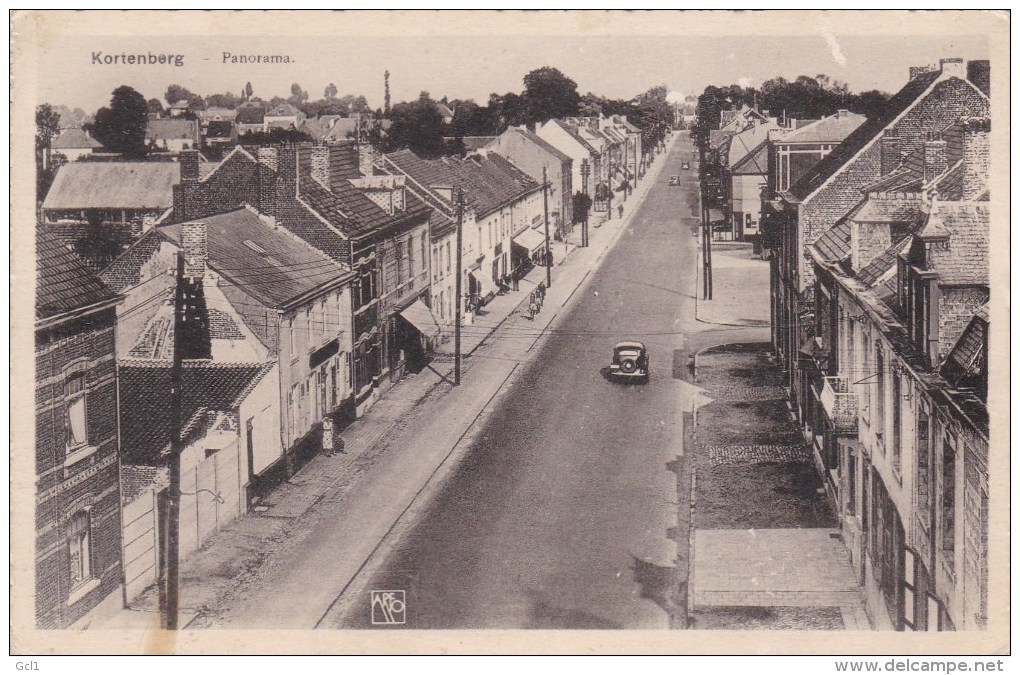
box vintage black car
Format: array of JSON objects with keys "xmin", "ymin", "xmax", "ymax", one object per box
[
  {"xmin": 609, "ymin": 341, "xmax": 650, "ymax": 383},
  {"xmin": 681, "ymin": 162, "xmax": 690, "ymax": 170},
  {"xmin": 668, "ymin": 175, "xmax": 680, "ymax": 186}
]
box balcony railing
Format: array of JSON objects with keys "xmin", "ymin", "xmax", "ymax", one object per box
[{"xmin": 820, "ymin": 375, "xmax": 858, "ymax": 433}]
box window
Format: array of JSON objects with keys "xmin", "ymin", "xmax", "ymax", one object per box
[
  {"xmin": 446, "ymin": 242, "xmax": 451, "ymax": 274},
  {"xmin": 847, "ymin": 448, "xmax": 857, "ymax": 516},
  {"xmin": 288, "ymin": 318, "xmax": 296, "ymax": 357},
  {"xmin": 421, "ymin": 236, "xmax": 427, "ymax": 278},
  {"xmin": 306, "ymin": 307, "xmax": 314, "ymax": 352},
  {"xmin": 65, "ymin": 373, "xmax": 87, "ymax": 449},
  {"xmin": 892, "ymin": 373, "xmax": 902, "ymax": 476},
  {"xmin": 941, "ymin": 433, "xmax": 956, "ymax": 565},
  {"xmin": 397, "ymin": 243, "xmax": 405, "ymax": 283},
  {"xmin": 875, "ymin": 342, "xmax": 885, "ymax": 443},
  {"xmin": 67, "ymin": 510, "xmax": 92, "ymax": 588},
  {"xmin": 916, "ymin": 409, "xmax": 932, "ymax": 526},
  {"xmin": 407, "ymin": 238, "xmax": 415, "ymax": 278}
]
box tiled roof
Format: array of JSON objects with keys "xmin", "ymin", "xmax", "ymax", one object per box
[
  {"xmin": 381, "ymin": 149, "xmax": 539, "ymax": 219},
  {"xmin": 778, "ymin": 111, "xmax": 866, "ymax": 145},
  {"xmin": 51, "ymin": 128, "xmax": 103, "ymax": 150},
  {"xmin": 788, "ymin": 70, "xmax": 943, "ymax": 200},
  {"xmin": 940, "ymin": 304, "xmax": 987, "ymax": 401},
  {"xmin": 858, "ymin": 236, "xmax": 912, "ymax": 286},
  {"xmin": 146, "ymin": 118, "xmax": 200, "ymax": 142},
  {"xmin": 99, "ymin": 231, "xmax": 167, "ymax": 292},
  {"xmin": 36, "ymin": 228, "xmax": 119, "ymax": 320},
  {"xmin": 119, "ymin": 361, "xmax": 273, "ymax": 465},
  {"xmin": 931, "ymin": 161, "xmax": 966, "ymax": 201},
  {"xmin": 323, "ymin": 118, "xmax": 359, "ymax": 142},
  {"xmin": 811, "ymin": 219, "xmax": 852, "ymax": 263},
  {"xmin": 42, "ymin": 162, "xmax": 180, "ymax": 211},
  {"xmin": 235, "ymin": 105, "xmax": 266, "ymax": 124},
  {"xmin": 158, "ymin": 208, "xmax": 352, "ymax": 308},
  {"xmin": 299, "ymin": 117, "xmax": 333, "ymax": 141},
  {"xmin": 209, "ymin": 307, "xmax": 245, "ymax": 339},
  {"xmin": 266, "ymin": 103, "xmax": 301, "ymax": 117}
]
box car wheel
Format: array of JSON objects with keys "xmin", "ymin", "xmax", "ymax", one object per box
[{"xmin": 620, "ymin": 358, "xmax": 637, "ymax": 374}]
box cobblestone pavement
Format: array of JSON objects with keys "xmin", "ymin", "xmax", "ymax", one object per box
[
  {"xmin": 706, "ymin": 444, "xmax": 812, "ymax": 466},
  {"xmin": 708, "ymin": 385, "xmax": 789, "ymax": 402}
]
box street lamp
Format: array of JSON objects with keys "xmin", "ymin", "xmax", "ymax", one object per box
[{"xmin": 580, "ymin": 158, "xmax": 590, "ymax": 247}]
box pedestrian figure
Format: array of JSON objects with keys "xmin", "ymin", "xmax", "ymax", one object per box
[
  {"xmin": 618, "ymin": 204, "xmax": 624, "ymax": 219},
  {"xmin": 512, "ymin": 274, "xmax": 519, "ymax": 291},
  {"xmin": 321, "ymin": 417, "xmax": 334, "ymax": 457},
  {"xmin": 528, "ymin": 296, "xmax": 537, "ymax": 320},
  {"xmin": 336, "ymin": 434, "xmax": 346, "ymax": 455}
]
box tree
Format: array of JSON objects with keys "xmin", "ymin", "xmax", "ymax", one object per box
[
  {"xmin": 238, "ymin": 127, "xmax": 314, "ymax": 146},
  {"xmin": 36, "ymin": 103, "xmax": 61, "ymax": 153},
  {"xmin": 91, "ymin": 85, "xmax": 148, "ymax": 158},
  {"xmin": 36, "ymin": 104, "xmax": 62, "ymax": 200},
  {"xmin": 521, "ymin": 67, "xmax": 581, "ymax": 125},
  {"xmin": 146, "ymin": 98, "xmax": 165, "ymax": 115},
  {"xmin": 384, "ymin": 70, "xmax": 391, "ymax": 115},
  {"xmin": 383, "ymin": 91, "xmax": 446, "ymax": 158},
  {"xmin": 205, "ymin": 92, "xmax": 242, "ymax": 109},
  {"xmin": 245, "ymin": 82, "xmax": 254, "ymax": 101},
  {"xmin": 324, "ymin": 83, "xmax": 338, "ymax": 100},
  {"xmin": 165, "ymin": 84, "xmax": 193, "ymax": 105},
  {"xmin": 289, "ymin": 82, "xmax": 309, "ymax": 105}
]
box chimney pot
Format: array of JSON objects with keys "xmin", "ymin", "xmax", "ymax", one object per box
[{"xmin": 311, "ymin": 146, "xmax": 330, "ymax": 186}]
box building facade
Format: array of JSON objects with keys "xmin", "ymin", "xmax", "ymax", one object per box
[{"xmin": 35, "ymin": 229, "xmax": 124, "ymax": 628}]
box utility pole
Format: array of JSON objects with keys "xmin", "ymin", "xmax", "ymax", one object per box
[
  {"xmin": 542, "ymin": 167, "xmax": 552, "ymax": 288},
  {"xmin": 161, "ymin": 251, "xmax": 185, "ymax": 630},
  {"xmin": 702, "ymin": 200, "xmax": 714, "ymax": 301},
  {"xmin": 580, "ymin": 159, "xmax": 590, "ymax": 248},
  {"xmin": 454, "ymin": 190, "xmax": 464, "ymax": 386}
]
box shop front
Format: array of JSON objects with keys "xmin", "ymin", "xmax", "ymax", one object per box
[{"xmin": 511, "ymin": 227, "xmax": 546, "ymax": 279}]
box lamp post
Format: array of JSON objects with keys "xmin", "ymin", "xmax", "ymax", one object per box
[{"xmin": 580, "ymin": 158, "xmax": 590, "ymax": 247}]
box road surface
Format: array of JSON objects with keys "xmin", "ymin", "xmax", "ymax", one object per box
[{"xmin": 326, "ymin": 135, "xmax": 705, "ymax": 629}]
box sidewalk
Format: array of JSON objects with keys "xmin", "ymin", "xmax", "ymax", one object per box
[
  {"xmin": 687, "ymin": 342, "xmax": 869, "ymax": 630},
  {"xmin": 89, "ymin": 132, "xmax": 682, "ymax": 630}
]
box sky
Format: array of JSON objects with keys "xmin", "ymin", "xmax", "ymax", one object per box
[{"xmin": 36, "ymin": 30, "xmax": 990, "ymax": 115}]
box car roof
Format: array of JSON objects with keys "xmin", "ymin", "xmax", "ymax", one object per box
[{"xmin": 614, "ymin": 341, "xmax": 646, "ymax": 351}]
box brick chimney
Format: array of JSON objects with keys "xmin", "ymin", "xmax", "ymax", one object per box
[
  {"xmin": 180, "ymin": 149, "xmax": 201, "ymax": 181},
  {"xmin": 923, "ymin": 132, "xmax": 948, "ymax": 184},
  {"xmin": 939, "ymin": 57, "xmax": 966, "ymax": 79},
  {"xmin": 311, "ymin": 146, "xmax": 330, "ymax": 186},
  {"xmin": 967, "ymin": 60, "xmax": 991, "ymax": 96},
  {"xmin": 256, "ymin": 147, "xmax": 279, "ymax": 216},
  {"xmin": 960, "ymin": 117, "xmax": 990, "ymax": 200},
  {"xmin": 880, "ymin": 130, "xmax": 902, "ymax": 176},
  {"xmin": 181, "ymin": 220, "xmax": 207, "ymax": 279}
]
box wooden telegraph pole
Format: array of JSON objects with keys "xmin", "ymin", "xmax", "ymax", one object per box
[
  {"xmin": 542, "ymin": 166, "xmax": 552, "ymax": 289},
  {"xmin": 454, "ymin": 190, "xmax": 464, "ymax": 386},
  {"xmin": 161, "ymin": 251, "xmax": 185, "ymax": 630}
]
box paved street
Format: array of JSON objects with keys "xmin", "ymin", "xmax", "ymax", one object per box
[{"xmin": 323, "ymin": 135, "xmax": 702, "ymax": 629}]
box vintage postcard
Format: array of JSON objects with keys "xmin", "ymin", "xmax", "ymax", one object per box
[{"xmin": 10, "ymin": 10, "xmax": 1009, "ymax": 656}]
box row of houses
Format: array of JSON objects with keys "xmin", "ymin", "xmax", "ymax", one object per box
[
  {"xmin": 34, "ymin": 107, "xmax": 653, "ymax": 627},
  {"xmin": 757, "ymin": 57, "xmax": 992, "ymax": 630}
]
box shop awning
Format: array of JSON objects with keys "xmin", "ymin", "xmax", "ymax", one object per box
[
  {"xmin": 400, "ymin": 299, "xmax": 441, "ymax": 339},
  {"xmin": 470, "ymin": 269, "xmax": 497, "ymax": 298},
  {"xmin": 512, "ymin": 227, "xmax": 546, "ymax": 255}
]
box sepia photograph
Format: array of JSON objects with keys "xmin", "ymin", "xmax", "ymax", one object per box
[{"xmin": 9, "ymin": 9, "xmax": 1009, "ymax": 657}]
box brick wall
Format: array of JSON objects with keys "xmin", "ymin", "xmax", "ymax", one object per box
[
  {"xmin": 938, "ymin": 287, "xmax": 988, "ymax": 362},
  {"xmin": 34, "ymin": 308, "xmax": 123, "ymax": 628},
  {"xmin": 851, "ymin": 221, "xmax": 892, "ymax": 272},
  {"xmin": 961, "ymin": 118, "xmax": 991, "ymax": 200},
  {"xmin": 798, "ymin": 77, "xmax": 989, "ymax": 293},
  {"xmin": 173, "ymin": 149, "xmax": 261, "ymax": 222}
]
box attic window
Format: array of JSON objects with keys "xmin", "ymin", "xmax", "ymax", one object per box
[{"xmin": 243, "ymin": 240, "xmax": 267, "ymax": 255}]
